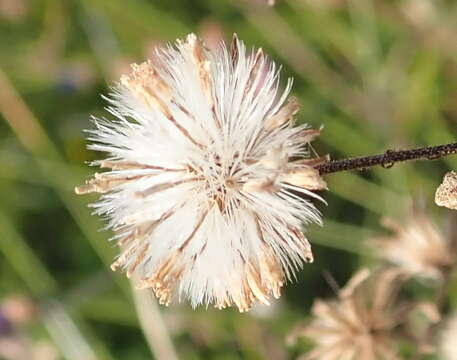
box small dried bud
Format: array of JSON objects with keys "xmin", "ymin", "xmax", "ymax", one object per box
[{"xmin": 435, "ymin": 171, "xmax": 457, "ymax": 210}]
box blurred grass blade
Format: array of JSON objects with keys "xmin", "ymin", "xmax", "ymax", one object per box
[
  {"xmin": 0, "ymin": 209, "xmax": 58, "ymax": 296},
  {"xmin": 309, "ymin": 219, "xmax": 372, "ymax": 254},
  {"xmin": 0, "ymin": 210, "xmax": 114, "ymax": 360},
  {"xmin": 0, "ymin": 65, "xmax": 119, "ymax": 279},
  {"xmin": 130, "ymin": 277, "xmax": 179, "ymax": 360},
  {"xmin": 42, "ymin": 301, "xmax": 98, "ymax": 360},
  {"xmin": 0, "ymin": 52, "xmax": 178, "ymax": 359}
]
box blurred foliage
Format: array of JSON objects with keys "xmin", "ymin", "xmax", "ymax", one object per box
[{"xmin": 1, "ymin": 0, "xmax": 457, "ymax": 359}]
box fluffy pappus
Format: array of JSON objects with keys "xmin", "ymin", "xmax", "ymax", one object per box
[{"xmin": 76, "ymin": 33, "xmax": 327, "ymax": 312}]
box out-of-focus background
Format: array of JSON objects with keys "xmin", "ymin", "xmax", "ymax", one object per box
[{"xmin": 1, "ymin": 0, "xmax": 457, "ymax": 359}]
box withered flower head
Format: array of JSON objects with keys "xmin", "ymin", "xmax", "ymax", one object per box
[
  {"xmin": 75, "ymin": 34, "xmax": 326, "ymax": 311},
  {"xmin": 371, "ymin": 209, "xmax": 454, "ymax": 280},
  {"xmin": 289, "ymin": 268, "xmax": 406, "ymax": 360}
]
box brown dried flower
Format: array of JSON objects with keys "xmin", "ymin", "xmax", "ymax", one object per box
[
  {"xmin": 289, "ymin": 268, "xmax": 407, "ymax": 360},
  {"xmin": 371, "ymin": 209, "xmax": 455, "ymax": 280}
]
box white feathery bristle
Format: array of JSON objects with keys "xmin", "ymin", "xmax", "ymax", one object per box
[{"xmin": 76, "ymin": 33, "xmax": 326, "ymax": 312}]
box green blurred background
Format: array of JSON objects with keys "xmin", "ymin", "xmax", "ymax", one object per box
[{"xmin": 1, "ymin": 0, "xmax": 457, "ymax": 358}]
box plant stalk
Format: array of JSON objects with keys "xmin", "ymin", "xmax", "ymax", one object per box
[{"xmin": 315, "ymin": 142, "xmax": 457, "ymax": 175}]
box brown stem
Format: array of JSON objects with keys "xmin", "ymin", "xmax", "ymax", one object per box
[{"xmin": 315, "ymin": 142, "xmax": 457, "ymax": 175}]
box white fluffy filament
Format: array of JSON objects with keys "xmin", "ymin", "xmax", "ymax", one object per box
[{"xmin": 76, "ymin": 34, "xmax": 326, "ymax": 312}]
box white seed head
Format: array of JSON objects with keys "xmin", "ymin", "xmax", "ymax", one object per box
[{"xmin": 76, "ymin": 34, "xmax": 326, "ymax": 311}]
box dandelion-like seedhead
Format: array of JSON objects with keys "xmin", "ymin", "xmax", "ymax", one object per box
[
  {"xmin": 371, "ymin": 209, "xmax": 454, "ymax": 280},
  {"xmin": 290, "ymin": 269, "xmax": 407, "ymax": 360},
  {"xmin": 76, "ymin": 34, "xmax": 326, "ymax": 311}
]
